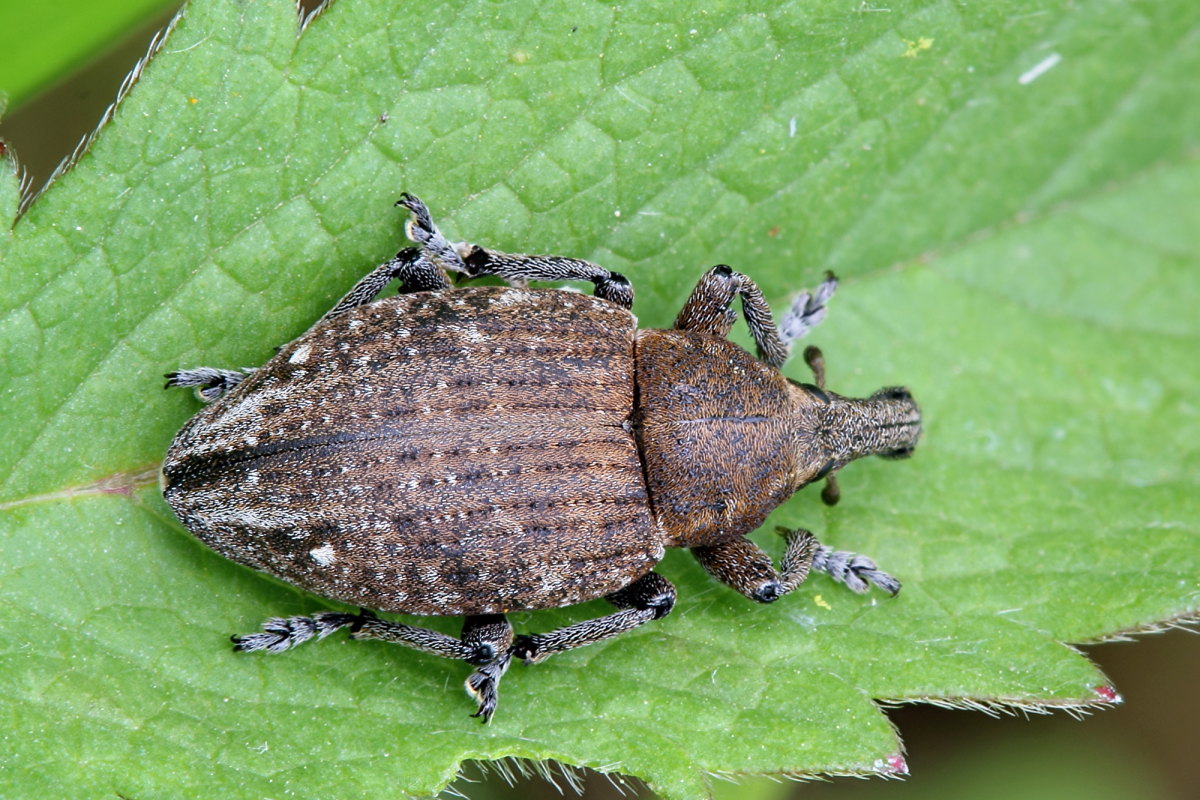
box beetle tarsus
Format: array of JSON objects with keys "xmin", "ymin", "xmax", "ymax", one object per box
[
  {"xmin": 779, "ymin": 272, "xmax": 837, "ymax": 348},
  {"xmin": 811, "ymin": 544, "xmax": 901, "ymax": 596},
  {"xmin": 465, "ymin": 651, "xmax": 512, "ymax": 723},
  {"xmin": 396, "ymin": 193, "xmax": 469, "ymax": 275},
  {"xmin": 165, "ymin": 367, "xmax": 254, "ymax": 402},
  {"xmin": 231, "ymin": 611, "xmax": 361, "ymax": 653}
]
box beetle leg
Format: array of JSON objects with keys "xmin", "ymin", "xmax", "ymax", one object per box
[
  {"xmin": 801, "ymin": 345, "xmax": 842, "ymax": 505},
  {"xmin": 356, "ymin": 612, "xmax": 518, "ymax": 723},
  {"xmin": 692, "ymin": 528, "xmax": 899, "ymax": 602},
  {"xmin": 396, "ymin": 193, "xmax": 471, "ymax": 276},
  {"xmin": 675, "ymin": 267, "xmax": 837, "ymax": 368},
  {"xmin": 322, "ymin": 246, "xmax": 452, "ymax": 322},
  {"xmin": 803, "ymin": 345, "xmax": 827, "ymax": 389},
  {"xmin": 809, "ymin": 534, "xmax": 901, "ymax": 595},
  {"xmin": 388, "ymin": 193, "xmax": 635, "ymax": 306},
  {"xmin": 321, "ymin": 191, "xmax": 479, "ymax": 322},
  {"xmin": 510, "ymin": 571, "xmax": 676, "ymax": 665},
  {"xmin": 777, "ymin": 273, "xmax": 838, "ymax": 353},
  {"xmin": 164, "ymin": 367, "xmax": 256, "ymax": 402},
  {"xmin": 691, "ymin": 533, "xmax": 816, "ymax": 603},
  {"xmin": 457, "ymin": 246, "xmax": 634, "ymax": 309},
  {"xmin": 230, "ymin": 610, "xmax": 362, "ymax": 653},
  {"xmin": 233, "ymin": 610, "xmax": 519, "ymax": 722},
  {"xmin": 673, "ymin": 265, "xmax": 741, "ymax": 338}
]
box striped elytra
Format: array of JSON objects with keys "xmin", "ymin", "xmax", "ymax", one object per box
[{"xmin": 163, "ymin": 287, "xmax": 662, "ymax": 615}]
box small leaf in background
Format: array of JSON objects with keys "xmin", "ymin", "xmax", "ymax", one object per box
[{"xmin": 0, "ymin": 1, "xmax": 1197, "ymax": 798}]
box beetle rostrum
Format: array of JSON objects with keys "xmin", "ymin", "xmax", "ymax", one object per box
[{"xmin": 162, "ymin": 194, "xmax": 922, "ymax": 722}]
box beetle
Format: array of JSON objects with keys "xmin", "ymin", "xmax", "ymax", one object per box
[{"xmin": 162, "ymin": 194, "xmax": 921, "ymax": 721}]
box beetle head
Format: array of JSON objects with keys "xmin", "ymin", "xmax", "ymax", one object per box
[{"xmin": 789, "ymin": 383, "xmax": 921, "ymax": 490}]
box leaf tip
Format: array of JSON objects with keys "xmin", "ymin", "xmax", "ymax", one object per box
[
  {"xmin": 1092, "ymin": 684, "xmax": 1122, "ymax": 705},
  {"xmin": 873, "ymin": 753, "xmax": 909, "ymax": 776}
]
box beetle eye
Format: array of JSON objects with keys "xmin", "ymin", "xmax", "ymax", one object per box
[
  {"xmin": 871, "ymin": 386, "xmax": 913, "ymax": 402},
  {"xmin": 879, "ymin": 445, "xmax": 915, "ymax": 460}
]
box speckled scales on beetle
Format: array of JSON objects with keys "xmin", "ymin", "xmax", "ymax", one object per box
[{"xmin": 163, "ymin": 287, "xmax": 662, "ymax": 615}]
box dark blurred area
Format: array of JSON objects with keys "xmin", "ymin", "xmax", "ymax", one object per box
[{"xmin": 3, "ymin": 5, "xmax": 1195, "ymax": 799}]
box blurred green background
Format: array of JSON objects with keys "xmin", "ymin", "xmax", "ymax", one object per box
[{"xmin": 1, "ymin": 2, "xmax": 1196, "ymax": 799}]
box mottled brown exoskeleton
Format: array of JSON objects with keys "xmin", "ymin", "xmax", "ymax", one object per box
[{"xmin": 162, "ymin": 194, "xmax": 921, "ymax": 721}]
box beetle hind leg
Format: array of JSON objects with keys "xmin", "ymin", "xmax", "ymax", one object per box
[
  {"xmin": 321, "ymin": 246, "xmax": 452, "ymax": 322},
  {"xmin": 231, "ymin": 610, "xmax": 361, "ymax": 652},
  {"xmin": 164, "ymin": 367, "xmax": 255, "ymax": 402}
]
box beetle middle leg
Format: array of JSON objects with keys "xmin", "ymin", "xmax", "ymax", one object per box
[
  {"xmin": 401, "ymin": 192, "xmax": 634, "ymax": 308},
  {"xmin": 403, "ymin": 194, "xmax": 634, "ymax": 307},
  {"xmin": 675, "ymin": 266, "xmax": 837, "ymax": 368},
  {"xmin": 320, "ymin": 192, "xmax": 470, "ymax": 322},
  {"xmin": 692, "ymin": 528, "xmax": 899, "ymax": 602},
  {"xmin": 232, "ymin": 610, "xmax": 517, "ymax": 722},
  {"xmin": 510, "ymin": 571, "xmax": 676, "ymax": 665},
  {"xmin": 455, "ymin": 246, "xmax": 635, "ymax": 309}
]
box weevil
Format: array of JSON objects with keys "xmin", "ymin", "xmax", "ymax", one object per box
[{"xmin": 162, "ymin": 194, "xmax": 921, "ymax": 721}]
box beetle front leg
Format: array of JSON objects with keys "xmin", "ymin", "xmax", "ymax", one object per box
[
  {"xmin": 692, "ymin": 528, "xmax": 899, "ymax": 602},
  {"xmin": 511, "ymin": 571, "xmax": 676, "ymax": 665},
  {"xmin": 691, "ymin": 531, "xmax": 818, "ymax": 603},
  {"xmin": 675, "ymin": 266, "xmax": 837, "ymax": 368}
]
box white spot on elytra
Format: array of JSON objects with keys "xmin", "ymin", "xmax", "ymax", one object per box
[
  {"xmin": 289, "ymin": 344, "xmax": 311, "ymax": 364},
  {"xmin": 309, "ymin": 543, "xmax": 336, "ymax": 567}
]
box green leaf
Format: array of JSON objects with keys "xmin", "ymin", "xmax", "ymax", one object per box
[{"xmin": 1, "ymin": 0, "xmax": 1197, "ymax": 798}]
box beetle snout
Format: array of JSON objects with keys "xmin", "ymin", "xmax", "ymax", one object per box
[{"xmin": 870, "ymin": 386, "xmax": 921, "ymax": 460}]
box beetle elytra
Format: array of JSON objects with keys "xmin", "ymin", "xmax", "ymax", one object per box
[{"xmin": 162, "ymin": 194, "xmax": 921, "ymax": 721}]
